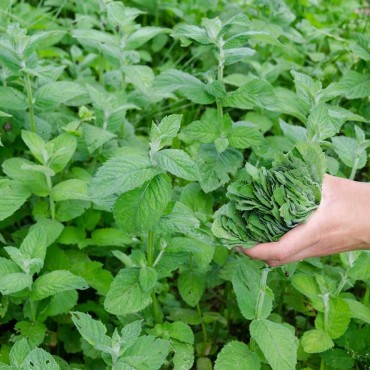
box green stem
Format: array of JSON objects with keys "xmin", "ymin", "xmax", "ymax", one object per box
[
  {"xmin": 349, "ymin": 155, "xmax": 360, "ymax": 180},
  {"xmin": 29, "ymin": 299, "xmax": 37, "ymax": 322},
  {"xmin": 216, "ymin": 38, "xmax": 225, "ymax": 119},
  {"xmin": 151, "ymin": 291, "xmax": 161, "ymax": 324},
  {"xmin": 24, "ymin": 73, "xmax": 36, "ymax": 132},
  {"xmin": 46, "ymin": 175, "xmax": 55, "ymax": 220},
  {"xmin": 335, "ymin": 271, "xmax": 348, "ymax": 296},
  {"xmin": 147, "ymin": 231, "xmax": 161, "ymax": 323},
  {"xmin": 255, "ymin": 268, "xmax": 270, "ymax": 319},
  {"xmin": 196, "ymin": 303, "xmax": 208, "ymax": 355},
  {"xmin": 320, "ymin": 357, "xmax": 325, "ymax": 370},
  {"xmin": 147, "ymin": 230, "xmax": 155, "ymax": 267},
  {"xmin": 322, "ymin": 293, "xmax": 330, "ymax": 332}
]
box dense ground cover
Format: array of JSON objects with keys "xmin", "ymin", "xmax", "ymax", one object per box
[{"xmin": 0, "ymin": 0, "xmax": 369, "ymax": 369}]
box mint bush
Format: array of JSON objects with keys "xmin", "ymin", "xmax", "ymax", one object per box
[{"xmin": 0, "ymin": 1, "xmax": 369, "ymax": 369}]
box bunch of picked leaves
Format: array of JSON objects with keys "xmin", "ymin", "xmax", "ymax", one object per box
[{"xmin": 212, "ymin": 143, "xmax": 327, "ymax": 248}]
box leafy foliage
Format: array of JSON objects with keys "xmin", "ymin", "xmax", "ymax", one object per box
[
  {"xmin": 213, "ymin": 144, "xmax": 326, "ymax": 247},
  {"xmin": 0, "ymin": 0, "xmax": 369, "ymax": 369}
]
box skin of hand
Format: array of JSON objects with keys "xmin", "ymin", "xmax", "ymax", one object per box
[{"xmin": 239, "ymin": 174, "xmax": 370, "ymax": 266}]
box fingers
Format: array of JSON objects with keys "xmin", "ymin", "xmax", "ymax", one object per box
[{"xmin": 239, "ymin": 220, "xmax": 321, "ymax": 266}]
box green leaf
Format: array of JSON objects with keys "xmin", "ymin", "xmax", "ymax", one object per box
[
  {"xmin": 197, "ymin": 144, "xmax": 243, "ymax": 193},
  {"xmin": 9, "ymin": 339, "xmax": 30, "ymax": 368},
  {"xmin": 20, "ymin": 219, "xmax": 63, "ymax": 261},
  {"xmin": 104, "ymin": 267, "xmax": 152, "ymax": 315},
  {"xmin": 83, "ymin": 124, "xmax": 116, "ymax": 154},
  {"xmin": 71, "ymin": 312, "xmax": 112, "ymax": 353},
  {"xmin": 172, "ymin": 342, "xmax": 194, "ymax": 370},
  {"xmin": 22, "ymin": 348, "xmax": 60, "ymax": 370},
  {"xmin": 154, "ymin": 69, "xmax": 215, "ymax": 104},
  {"xmin": 89, "ymin": 152, "xmax": 159, "ymax": 210},
  {"xmin": 14, "ymin": 321, "xmax": 46, "ymax": 347},
  {"xmin": 228, "ymin": 125, "xmax": 264, "ymax": 149},
  {"xmin": 291, "ymin": 70, "xmax": 321, "ymax": 110},
  {"xmin": 139, "ymin": 266, "xmax": 157, "ymax": 292},
  {"xmin": 40, "ymin": 290, "xmax": 78, "ymax": 318},
  {"xmin": 250, "ymin": 319, "xmax": 297, "ymax": 370},
  {"xmin": 214, "ymin": 137, "xmax": 229, "ymax": 153},
  {"xmin": 172, "ymin": 24, "xmax": 211, "ymax": 45},
  {"xmin": 52, "ymin": 179, "xmax": 89, "ymax": 202},
  {"xmin": 0, "ymin": 180, "xmax": 30, "ymax": 221},
  {"xmin": 306, "ymin": 103, "xmax": 337, "ymax": 141},
  {"xmin": 157, "ymin": 202, "xmax": 200, "ymax": 236},
  {"xmin": 2, "ymin": 158, "xmax": 48, "ymax": 196},
  {"xmin": 222, "ymin": 79, "xmax": 275, "ymax": 110},
  {"xmin": 0, "ymin": 39, "xmax": 21, "ymax": 73},
  {"xmin": 126, "ymin": 26, "xmax": 168, "ymax": 49},
  {"xmin": 70, "ymin": 261, "xmax": 113, "ymax": 296},
  {"xmin": 155, "ymin": 149, "xmax": 199, "ymax": 181},
  {"xmin": 215, "ymin": 341, "xmax": 260, "ymax": 370},
  {"xmin": 279, "ymin": 119, "xmax": 307, "ymax": 143},
  {"xmin": 84, "ymin": 228, "xmax": 131, "ymax": 247},
  {"xmin": 167, "ymin": 237, "xmax": 213, "ymax": 272},
  {"xmin": 178, "ymin": 270, "xmax": 205, "ymax": 307},
  {"xmin": 224, "ymin": 47, "xmax": 256, "ymax": 65},
  {"xmin": 320, "ymin": 348, "xmax": 355, "ymax": 369},
  {"xmin": 271, "ymin": 87, "xmax": 307, "ymax": 122},
  {"xmin": 119, "ymin": 335, "xmax": 170, "ymax": 370},
  {"xmin": 113, "ymin": 174, "xmax": 172, "ymax": 234},
  {"xmin": 0, "ymin": 273, "xmax": 32, "ymax": 295},
  {"xmin": 315, "ymin": 297, "xmax": 351, "ymax": 339},
  {"xmin": 119, "ymin": 320, "xmax": 143, "ymax": 351},
  {"xmin": 122, "ymin": 65, "xmax": 155, "ymax": 94},
  {"xmin": 0, "ymin": 87, "xmax": 27, "ymax": 111},
  {"xmin": 35, "ymin": 81, "xmax": 89, "ymax": 109},
  {"xmin": 47, "ymin": 133, "xmax": 77, "ymax": 173},
  {"xmin": 183, "ymin": 119, "xmax": 219, "ymax": 143},
  {"xmin": 325, "ymin": 71, "xmax": 370, "ymax": 99},
  {"xmin": 301, "ymin": 329, "xmax": 334, "ymax": 353},
  {"xmin": 232, "ymin": 262, "xmax": 273, "ymax": 320},
  {"xmin": 343, "ymin": 298, "xmax": 370, "ymax": 324},
  {"xmin": 25, "ymin": 30, "xmax": 66, "ymax": 57},
  {"xmin": 21, "ymin": 130, "xmax": 47, "ymax": 164},
  {"xmin": 31, "ymin": 270, "xmax": 88, "ymax": 300},
  {"xmin": 0, "ymin": 257, "xmax": 21, "ymax": 278},
  {"xmin": 156, "ymin": 114, "xmax": 183, "ymax": 141},
  {"xmin": 332, "ymin": 136, "xmax": 367, "ymax": 169}
]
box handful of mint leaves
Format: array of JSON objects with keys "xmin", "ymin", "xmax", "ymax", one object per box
[{"xmin": 212, "ymin": 143, "xmax": 327, "ymax": 248}]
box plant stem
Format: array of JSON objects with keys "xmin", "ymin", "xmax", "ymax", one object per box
[
  {"xmin": 147, "ymin": 230, "xmax": 155, "ymax": 267},
  {"xmin": 320, "ymin": 357, "xmax": 325, "ymax": 370},
  {"xmin": 147, "ymin": 231, "xmax": 161, "ymax": 323},
  {"xmin": 335, "ymin": 271, "xmax": 348, "ymax": 296},
  {"xmin": 216, "ymin": 37, "xmax": 225, "ymax": 119},
  {"xmin": 255, "ymin": 268, "xmax": 270, "ymax": 319},
  {"xmin": 349, "ymin": 155, "xmax": 360, "ymax": 180},
  {"xmin": 46, "ymin": 175, "xmax": 55, "ymax": 220},
  {"xmin": 151, "ymin": 291, "xmax": 161, "ymax": 324},
  {"xmin": 29, "ymin": 299, "xmax": 37, "ymax": 322},
  {"xmin": 196, "ymin": 303, "xmax": 208, "ymax": 355},
  {"xmin": 24, "ymin": 73, "xmax": 36, "ymax": 132}
]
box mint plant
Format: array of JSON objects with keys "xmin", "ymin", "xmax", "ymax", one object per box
[{"xmin": 0, "ymin": 0, "xmax": 369, "ymax": 369}]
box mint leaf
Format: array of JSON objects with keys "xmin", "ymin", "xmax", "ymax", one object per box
[
  {"xmin": 104, "ymin": 267, "xmax": 152, "ymax": 315},
  {"xmin": 155, "ymin": 149, "xmax": 199, "ymax": 181},
  {"xmin": 113, "ymin": 174, "xmax": 172, "ymax": 234},
  {"xmin": 250, "ymin": 319, "xmax": 298, "ymax": 370},
  {"xmin": 215, "ymin": 341, "xmax": 260, "ymax": 370}
]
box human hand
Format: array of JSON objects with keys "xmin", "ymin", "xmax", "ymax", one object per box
[{"xmin": 239, "ymin": 174, "xmax": 370, "ymax": 266}]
